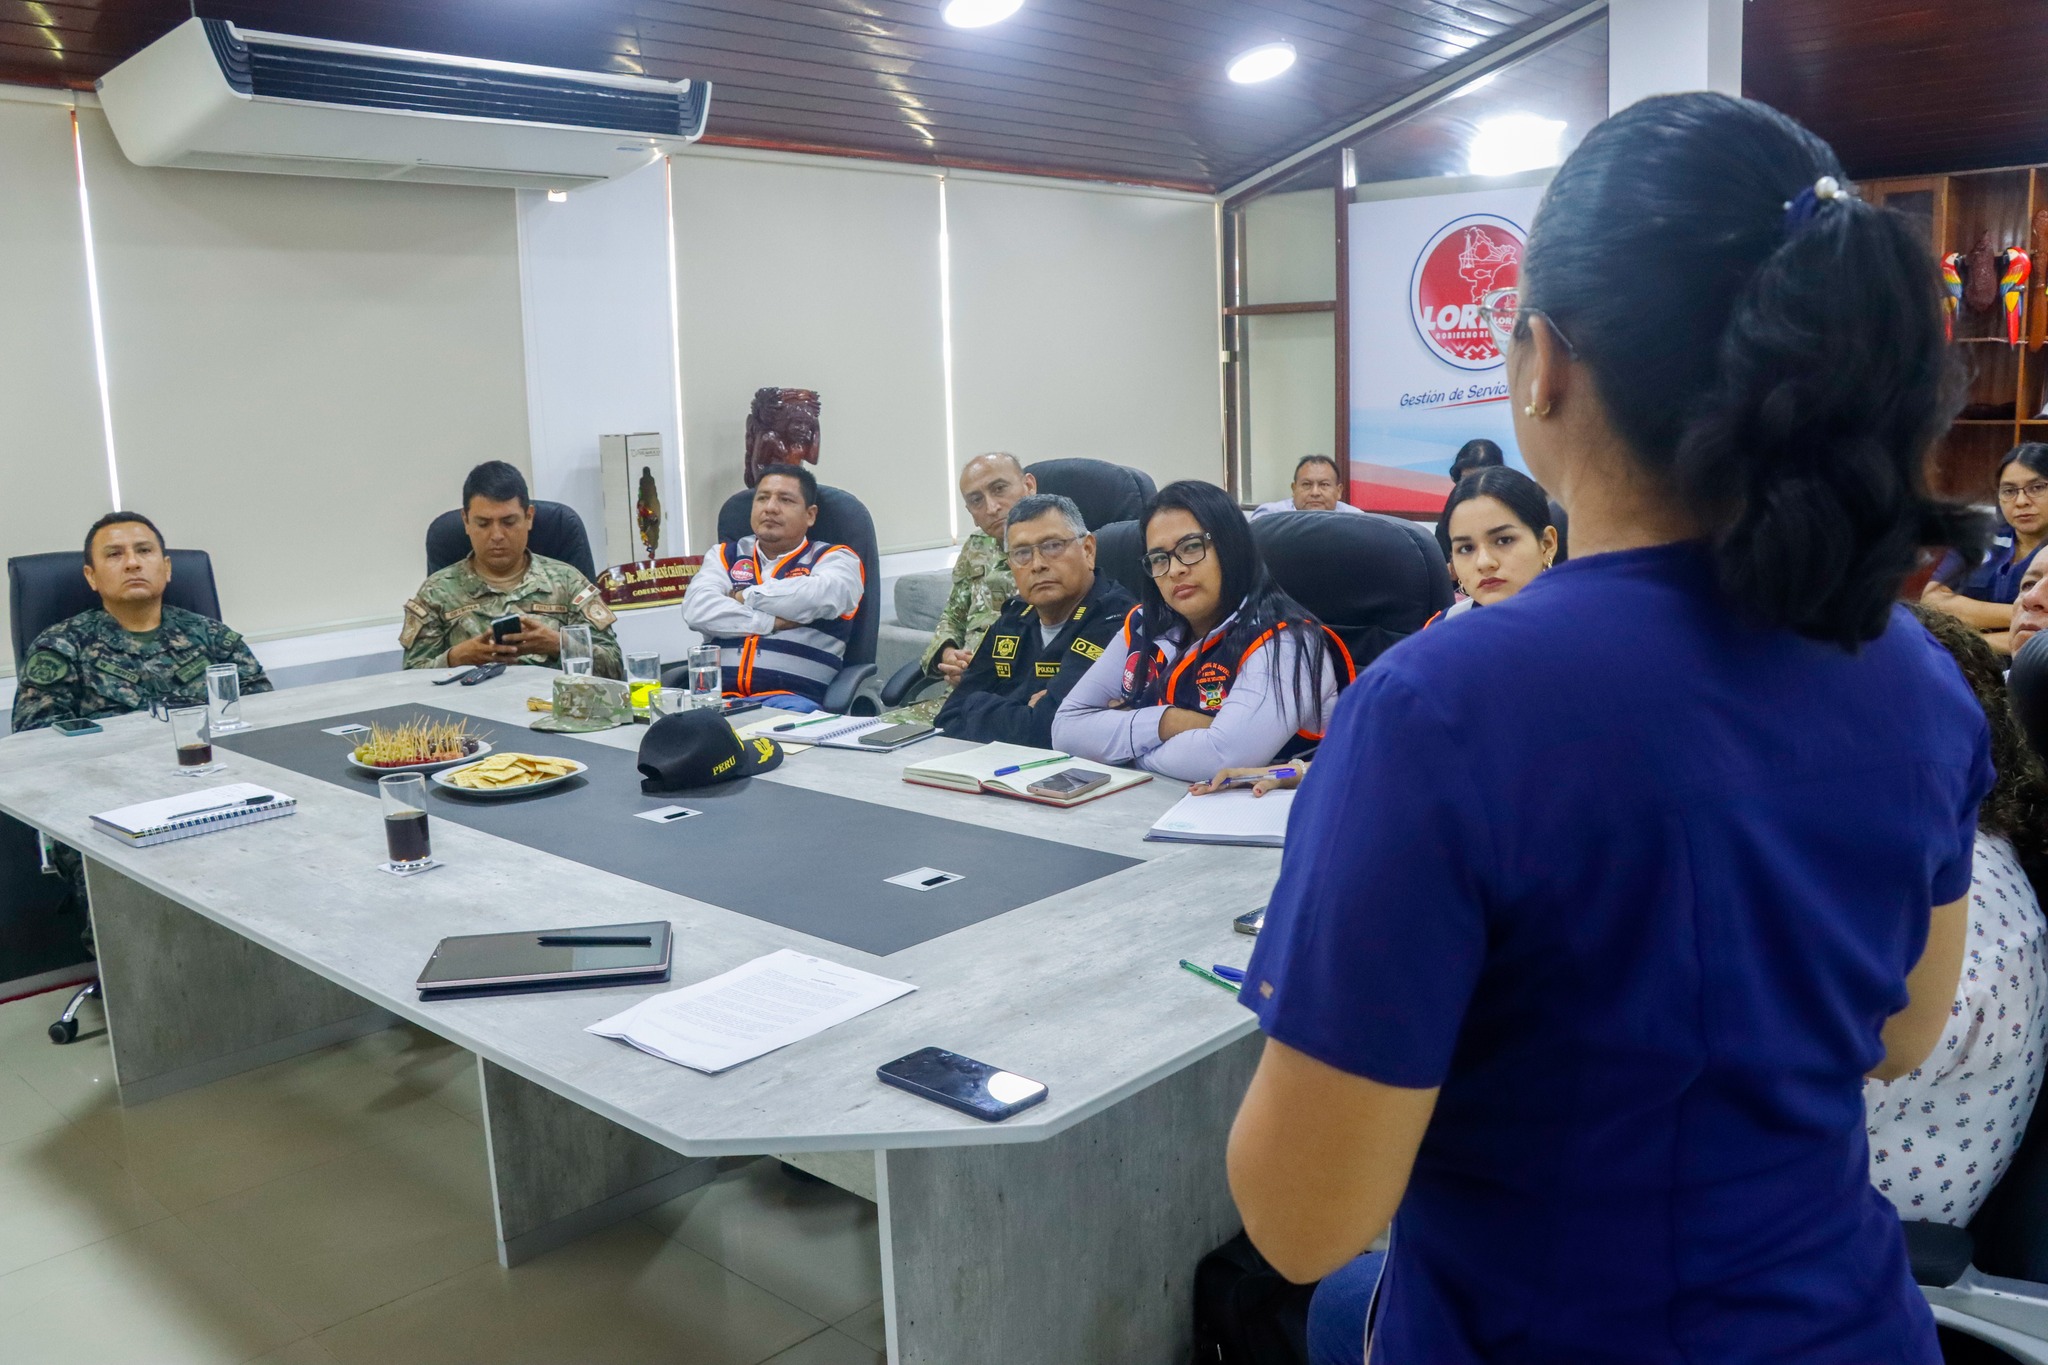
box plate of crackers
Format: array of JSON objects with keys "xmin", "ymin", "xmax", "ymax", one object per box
[{"xmin": 431, "ymin": 752, "xmax": 587, "ymax": 798}]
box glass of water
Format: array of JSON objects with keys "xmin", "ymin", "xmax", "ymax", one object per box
[
  {"xmin": 626, "ymin": 651, "xmax": 662, "ymax": 711},
  {"xmin": 688, "ymin": 642, "xmax": 722, "ymax": 709},
  {"xmin": 205, "ymin": 662, "xmax": 246, "ymax": 732},
  {"xmin": 379, "ymin": 773, "xmax": 431, "ymax": 870},
  {"xmin": 560, "ymin": 624, "xmax": 594, "ymax": 677}
]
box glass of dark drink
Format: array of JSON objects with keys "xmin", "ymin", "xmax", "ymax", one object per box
[
  {"xmin": 379, "ymin": 773, "xmax": 432, "ymax": 870},
  {"xmin": 169, "ymin": 706, "xmax": 214, "ymax": 775}
]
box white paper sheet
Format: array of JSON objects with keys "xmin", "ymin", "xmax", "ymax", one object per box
[{"xmin": 585, "ymin": 949, "xmax": 915, "ymax": 1074}]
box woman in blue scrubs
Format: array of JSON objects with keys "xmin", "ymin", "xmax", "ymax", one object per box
[
  {"xmin": 1923, "ymin": 443, "xmax": 2048, "ymax": 652},
  {"xmin": 1228, "ymin": 93, "xmax": 1993, "ymax": 1365}
]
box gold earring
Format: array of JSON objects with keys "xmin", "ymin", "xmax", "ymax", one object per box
[{"xmin": 1524, "ymin": 401, "xmax": 1551, "ymax": 419}]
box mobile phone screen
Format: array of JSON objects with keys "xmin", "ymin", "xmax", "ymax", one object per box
[
  {"xmin": 877, "ymin": 1047, "xmax": 1047, "ymax": 1121},
  {"xmin": 53, "ymin": 718, "xmax": 102, "ymax": 735},
  {"xmin": 1027, "ymin": 767, "xmax": 1109, "ymax": 797}
]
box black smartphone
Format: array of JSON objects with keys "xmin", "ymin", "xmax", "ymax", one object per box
[
  {"xmin": 719, "ymin": 698, "xmax": 763, "ymax": 717},
  {"xmin": 856, "ymin": 721, "xmax": 935, "ymax": 748},
  {"xmin": 1026, "ymin": 767, "xmax": 1111, "ymax": 799},
  {"xmin": 52, "ymin": 718, "xmax": 103, "ymax": 736},
  {"xmin": 877, "ymin": 1047, "xmax": 1048, "ymax": 1122},
  {"xmin": 1234, "ymin": 908, "xmax": 1265, "ymax": 936},
  {"xmin": 490, "ymin": 613, "xmax": 521, "ymax": 644}
]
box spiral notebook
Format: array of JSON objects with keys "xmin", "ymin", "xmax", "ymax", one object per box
[{"xmin": 92, "ymin": 783, "xmax": 297, "ymax": 848}]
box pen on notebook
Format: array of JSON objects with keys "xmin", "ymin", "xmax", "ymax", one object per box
[
  {"xmin": 1218, "ymin": 768, "xmax": 1296, "ymax": 789},
  {"xmin": 992, "ymin": 754, "xmax": 1073, "ymax": 777},
  {"xmin": 772, "ymin": 715, "xmax": 842, "ymax": 733},
  {"xmin": 1211, "ymin": 964, "xmax": 1246, "ymax": 984},
  {"xmin": 537, "ymin": 935, "xmax": 653, "ymax": 947},
  {"xmin": 1179, "ymin": 959, "xmax": 1240, "ymax": 992},
  {"xmin": 178, "ymin": 794, "xmax": 275, "ymax": 819}
]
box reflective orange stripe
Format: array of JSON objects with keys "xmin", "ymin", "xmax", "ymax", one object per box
[
  {"xmin": 1324, "ymin": 625, "xmax": 1357, "ymax": 684},
  {"xmin": 738, "ymin": 636, "xmax": 757, "ymax": 694}
]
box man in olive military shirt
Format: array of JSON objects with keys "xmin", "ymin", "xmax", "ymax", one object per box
[
  {"xmin": 11, "ymin": 511, "xmax": 271, "ymax": 734},
  {"xmin": 935, "ymin": 494, "xmax": 1134, "ymax": 748},
  {"xmin": 401, "ymin": 461, "xmax": 623, "ymax": 679},
  {"xmin": 921, "ymin": 452, "xmax": 1034, "ymax": 682}
]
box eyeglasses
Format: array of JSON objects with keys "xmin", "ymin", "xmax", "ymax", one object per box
[
  {"xmin": 1142, "ymin": 532, "xmax": 1212, "ymax": 579},
  {"xmin": 1005, "ymin": 535, "xmax": 1080, "ymax": 568},
  {"xmin": 1999, "ymin": 479, "xmax": 2048, "ymax": 503},
  {"xmin": 1479, "ymin": 286, "xmax": 1576, "ymax": 356}
]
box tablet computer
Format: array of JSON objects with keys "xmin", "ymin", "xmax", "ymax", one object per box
[{"xmin": 417, "ymin": 920, "xmax": 672, "ymax": 997}]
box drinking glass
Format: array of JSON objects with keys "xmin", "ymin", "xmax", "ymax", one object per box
[
  {"xmin": 169, "ymin": 705, "xmax": 214, "ymax": 775},
  {"xmin": 379, "ymin": 773, "xmax": 432, "ymax": 870},
  {"xmin": 626, "ymin": 651, "xmax": 663, "ymax": 711},
  {"xmin": 688, "ymin": 642, "xmax": 722, "ymax": 709},
  {"xmin": 560, "ymin": 624, "xmax": 594, "ymax": 677},
  {"xmin": 205, "ymin": 662, "xmax": 247, "ymax": 732}
]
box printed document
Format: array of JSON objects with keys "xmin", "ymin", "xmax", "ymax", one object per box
[{"xmin": 586, "ymin": 949, "xmax": 915, "ymax": 1073}]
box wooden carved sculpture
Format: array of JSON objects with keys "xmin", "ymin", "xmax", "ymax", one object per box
[
  {"xmin": 1966, "ymin": 230, "xmax": 2000, "ymax": 314},
  {"xmin": 743, "ymin": 387, "xmax": 822, "ymax": 487}
]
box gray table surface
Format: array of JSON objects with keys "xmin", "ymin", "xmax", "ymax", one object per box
[{"xmin": 0, "ymin": 668, "xmax": 1271, "ymax": 1156}]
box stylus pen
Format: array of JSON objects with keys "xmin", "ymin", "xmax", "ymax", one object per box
[
  {"xmin": 537, "ymin": 935, "xmax": 652, "ymax": 946},
  {"xmin": 772, "ymin": 714, "xmax": 842, "ymax": 732},
  {"xmin": 992, "ymin": 754, "xmax": 1072, "ymax": 777},
  {"xmin": 1178, "ymin": 959, "xmax": 1240, "ymax": 993}
]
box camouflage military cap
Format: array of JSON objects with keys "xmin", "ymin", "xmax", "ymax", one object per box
[{"xmin": 531, "ymin": 675, "xmax": 633, "ymax": 733}]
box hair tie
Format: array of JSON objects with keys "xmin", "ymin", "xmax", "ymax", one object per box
[{"xmin": 1783, "ymin": 175, "xmax": 1846, "ymax": 234}]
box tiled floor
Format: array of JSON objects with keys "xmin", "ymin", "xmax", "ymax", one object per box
[{"xmin": 0, "ymin": 988, "xmax": 886, "ymax": 1364}]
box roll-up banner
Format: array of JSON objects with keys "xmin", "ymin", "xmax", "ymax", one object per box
[{"xmin": 1347, "ymin": 182, "xmax": 1547, "ymax": 499}]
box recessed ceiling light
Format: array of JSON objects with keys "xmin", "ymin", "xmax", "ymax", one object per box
[
  {"xmin": 1467, "ymin": 113, "xmax": 1565, "ymax": 177},
  {"xmin": 1227, "ymin": 41, "xmax": 1296, "ymax": 85},
  {"xmin": 942, "ymin": 0, "xmax": 1023, "ymax": 28}
]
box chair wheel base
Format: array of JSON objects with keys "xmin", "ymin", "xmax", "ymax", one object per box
[{"xmin": 48, "ymin": 1017, "xmax": 78, "ymax": 1045}]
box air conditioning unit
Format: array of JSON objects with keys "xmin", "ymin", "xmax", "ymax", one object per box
[{"xmin": 95, "ymin": 18, "xmax": 710, "ymax": 193}]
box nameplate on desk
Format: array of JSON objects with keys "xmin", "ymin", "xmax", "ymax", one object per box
[{"xmin": 597, "ymin": 555, "xmax": 703, "ymax": 610}]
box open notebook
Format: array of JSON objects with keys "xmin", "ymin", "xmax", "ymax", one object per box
[
  {"xmin": 92, "ymin": 783, "xmax": 297, "ymax": 848},
  {"xmin": 903, "ymin": 743, "xmax": 1151, "ymax": 808}
]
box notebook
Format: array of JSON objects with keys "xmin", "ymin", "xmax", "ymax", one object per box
[
  {"xmin": 773, "ymin": 715, "xmax": 937, "ymax": 751},
  {"xmin": 1145, "ymin": 788, "xmax": 1294, "ymax": 847},
  {"xmin": 902, "ymin": 742, "xmax": 1152, "ymax": 808},
  {"xmin": 92, "ymin": 783, "xmax": 298, "ymax": 848}
]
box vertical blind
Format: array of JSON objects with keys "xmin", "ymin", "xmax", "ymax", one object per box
[
  {"xmin": 0, "ymin": 96, "xmax": 111, "ymax": 658},
  {"xmin": 77, "ymin": 108, "xmax": 530, "ymax": 640},
  {"xmin": 944, "ymin": 176, "xmax": 1224, "ymax": 489},
  {"xmin": 670, "ymin": 153, "xmax": 952, "ymax": 553}
]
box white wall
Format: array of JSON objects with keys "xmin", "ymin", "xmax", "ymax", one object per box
[
  {"xmin": 516, "ymin": 159, "xmax": 682, "ymax": 556},
  {"xmin": 1608, "ymin": 0, "xmax": 1742, "ymax": 111}
]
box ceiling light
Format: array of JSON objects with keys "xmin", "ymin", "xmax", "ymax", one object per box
[
  {"xmin": 1227, "ymin": 42, "xmax": 1296, "ymax": 85},
  {"xmin": 942, "ymin": 0, "xmax": 1023, "ymax": 28},
  {"xmin": 546, "ymin": 189, "xmax": 568, "ymax": 203},
  {"xmin": 1467, "ymin": 114, "xmax": 1565, "ymax": 177}
]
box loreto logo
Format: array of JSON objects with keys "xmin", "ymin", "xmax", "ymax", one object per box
[{"xmin": 1409, "ymin": 213, "xmax": 1525, "ymax": 371}]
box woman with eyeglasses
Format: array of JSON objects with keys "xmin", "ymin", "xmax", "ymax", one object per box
[
  {"xmin": 1051, "ymin": 480, "xmax": 1348, "ymax": 784},
  {"xmin": 1229, "ymin": 95, "xmax": 1992, "ymax": 1365},
  {"xmin": 1924, "ymin": 443, "xmax": 2048, "ymax": 652}
]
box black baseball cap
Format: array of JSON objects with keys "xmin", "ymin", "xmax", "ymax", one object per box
[{"xmin": 637, "ymin": 708, "xmax": 784, "ymax": 792}]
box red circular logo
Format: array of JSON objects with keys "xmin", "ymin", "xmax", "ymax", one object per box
[{"xmin": 1409, "ymin": 213, "xmax": 1526, "ymax": 371}]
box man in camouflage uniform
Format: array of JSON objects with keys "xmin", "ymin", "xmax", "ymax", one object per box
[
  {"xmin": 402, "ymin": 461, "xmax": 624, "ymax": 680},
  {"xmin": 11, "ymin": 511, "xmax": 271, "ymax": 734},
  {"xmin": 896, "ymin": 454, "xmax": 1032, "ymax": 724},
  {"xmin": 11, "ymin": 510, "xmax": 273, "ymax": 958}
]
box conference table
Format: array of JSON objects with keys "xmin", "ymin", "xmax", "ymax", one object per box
[{"xmin": 0, "ymin": 667, "xmax": 1278, "ymax": 1364}]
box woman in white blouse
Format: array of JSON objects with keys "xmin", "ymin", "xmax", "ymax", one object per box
[{"xmin": 1867, "ymin": 606, "xmax": 2048, "ymax": 1225}]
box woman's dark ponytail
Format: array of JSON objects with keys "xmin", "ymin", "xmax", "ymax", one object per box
[{"xmin": 1522, "ymin": 92, "xmax": 1985, "ymax": 648}]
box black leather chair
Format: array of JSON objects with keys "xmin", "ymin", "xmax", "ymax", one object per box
[
  {"xmin": 1091, "ymin": 519, "xmax": 1151, "ymax": 603},
  {"xmin": 671, "ymin": 484, "xmax": 882, "ymax": 715},
  {"xmin": 10, "ymin": 550, "xmax": 224, "ymax": 671},
  {"xmin": 1024, "ymin": 458, "xmax": 1156, "ymax": 531},
  {"xmin": 424, "ymin": 501, "xmax": 598, "ymax": 582},
  {"xmin": 8, "ymin": 547, "xmax": 225, "ymax": 1043},
  {"xmin": 1253, "ymin": 511, "xmax": 1452, "ymax": 672},
  {"xmin": 1901, "ymin": 1103, "xmax": 2048, "ymax": 1359}
]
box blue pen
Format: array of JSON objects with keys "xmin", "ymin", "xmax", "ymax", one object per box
[
  {"xmin": 992, "ymin": 754, "xmax": 1071, "ymax": 777},
  {"xmin": 1218, "ymin": 767, "xmax": 1296, "ymax": 790},
  {"xmin": 1211, "ymin": 964, "xmax": 1246, "ymax": 984}
]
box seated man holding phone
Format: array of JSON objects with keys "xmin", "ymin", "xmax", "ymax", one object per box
[
  {"xmin": 935, "ymin": 494, "xmax": 1134, "ymax": 748},
  {"xmin": 401, "ymin": 461, "xmax": 622, "ymax": 679}
]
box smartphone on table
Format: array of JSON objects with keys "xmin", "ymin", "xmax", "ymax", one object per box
[
  {"xmin": 53, "ymin": 718, "xmax": 103, "ymax": 737},
  {"xmin": 877, "ymin": 1047, "xmax": 1048, "ymax": 1122},
  {"xmin": 856, "ymin": 721, "xmax": 935, "ymax": 748},
  {"xmin": 1025, "ymin": 767, "xmax": 1111, "ymax": 800}
]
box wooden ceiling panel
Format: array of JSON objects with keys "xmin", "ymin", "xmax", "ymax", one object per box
[
  {"xmin": 0, "ymin": 0, "xmax": 1595, "ymax": 190},
  {"xmin": 1745, "ymin": 0, "xmax": 2048, "ymax": 179}
]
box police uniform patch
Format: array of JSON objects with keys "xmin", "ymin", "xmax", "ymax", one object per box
[
  {"xmin": 995, "ymin": 662, "xmax": 1013, "ymax": 680},
  {"xmin": 22, "ymin": 650, "xmax": 69, "ymax": 687},
  {"xmin": 1035, "ymin": 661, "xmax": 1060, "ymax": 678},
  {"xmin": 1195, "ymin": 660, "xmax": 1232, "ymax": 713},
  {"xmin": 992, "ymin": 635, "xmax": 1021, "ymax": 660},
  {"xmin": 1071, "ymin": 637, "xmax": 1104, "ymax": 661}
]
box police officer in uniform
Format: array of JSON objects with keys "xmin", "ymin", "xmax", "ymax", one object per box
[
  {"xmin": 936, "ymin": 494, "xmax": 1134, "ymax": 748},
  {"xmin": 11, "ymin": 511, "xmax": 271, "ymax": 734},
  {"xmin": 401, "ymin": 461, "xmax": 622, "ymax": 679}
]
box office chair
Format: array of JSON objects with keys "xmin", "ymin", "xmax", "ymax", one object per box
[
  {"xmin": 9, "ymin": 548, "xmax": 225, "ymax": 1044},
  {"xmin": 10, "ymin": 550, "xmax": 224, "ymax": 673},
  {"xmin": 1023, "ymin": 458, "xmax": 1157, "ymax": 531},
  {"xmin": 1090, "ymin": 519, "xmax": 1151, "ymax": 603},
  {"xmin": 1253, "ymin": 510, "xmax": 1452, "ymax": 672},
  {"xmin": 424, "ymin": 501, "xmax": 599, "ymax": 582},
  {"xmin": 1903, "ymin": 1109, "xmax": 2048, "ymax": 1363},
  {"xmin": 672, "ymin": 483, "xmax": 882, "ymax": 715}
]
